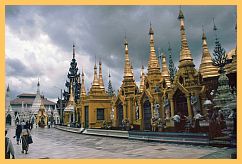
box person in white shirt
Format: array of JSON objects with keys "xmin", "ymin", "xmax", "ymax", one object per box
[{"xmin": 5, "ymin": 129, "xmax": 15, "ymax": 159}]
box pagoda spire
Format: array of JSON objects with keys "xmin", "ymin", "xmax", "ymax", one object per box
[
  {"xmin": 161, "ymin": 50, "xmax": 171, "ymax": 87},
  {"xmin": 178, "ymin": 8, "xmax": 195, "ymax": 68},
  {"xmin": 140, "ymin": 65, "xmax": 145, "ymax": 92},
  {"xmin": 148, "ymin": 22, "xmax": 160, "ymax": 72},
  {"xmin": 81, "ymin": 68, "xmax": 86, "ymax": 96},
  {"xmin": 199, "ymin": 27, "xmax": 219, "ymax": 78},
  {"xmin": 168, "ymin": 42, "xmax": 177, "ymax": 83},
  {"xmin": 107, "ymin": 70, "xmax": 114, "ymax": 96},
  {"xmin": 92, "ymin": 60, "xmax": 100, "ymax": 87},
  {"xmin": 99, "ymin": 60, "xmax": 105, "ymax": 91},
  {"xmin": 123, "ymin": 36, "xmax": 133, "ymax": 78},
  {"xmin": 37, "ymin": 78, "xmax": 40, "ymax": 95},
  {"xmin": 72, "ymin": 44, "xmax": 75, "ymax": 59}
]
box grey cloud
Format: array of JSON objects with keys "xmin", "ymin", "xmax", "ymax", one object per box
[
  {"xmin": 6, "ymin": 6, "xmax": 236, "ymax": 67},
  {"xmin": 6, "ymin": 58, "xmax": 43, "ymax": 77},
  {"xmin": 6, "ymin": 5, "xmax": 236, "ymax": 99}
]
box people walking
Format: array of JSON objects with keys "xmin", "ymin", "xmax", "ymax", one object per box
[
  {"xmin": 5, "ymin": 129, "xmax": 15, "ymax": 159},
  {"xmin": 15, "ymin": 122, "xmax": 22, "ymax": 145},
  {"xmin": 21, "ymin": 125, "xmax": 31, "ymax": 154}
]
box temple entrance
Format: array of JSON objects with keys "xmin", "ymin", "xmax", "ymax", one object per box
[
  {"xmin": 6, "ymin": 114, "xmax": 11, "ymax": 125},
  {"xmin": 174, "ymin": 89, "xmax": 188, "ymax": 116},
  {"xmin": 143, "ymin": 97, "xmax": 152, "ymax": 131},
  {"xmin": 84, "ymin": 106, "xmax": 89, "ymax": 128},
  {"xmin": 117, "ymin": 103, "xmax": 123, "ymax": 128}
]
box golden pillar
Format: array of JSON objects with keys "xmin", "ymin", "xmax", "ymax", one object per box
[
  {"xmin": 186, "ymin": 95, "xmax": 192, "ymax": 117},
  {"xmin": 123, "ymin": 101, "xmax": 127, "ymax": 119},
  {"xmin": 170, "ymin": 99, "xmax": 174, "ymax": 117}
]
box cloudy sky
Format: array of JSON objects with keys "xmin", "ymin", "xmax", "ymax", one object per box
[{"xmin": 5, "ymin": 5, "xmax": 236, "ymax": 102}]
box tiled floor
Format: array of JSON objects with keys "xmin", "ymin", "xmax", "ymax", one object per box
[{"xmin": 5, "ymin": 126, "xmax": 236, "ymax": 159}]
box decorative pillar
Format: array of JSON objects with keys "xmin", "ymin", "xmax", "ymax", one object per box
[
  {"xmin": 123, "ymin": 101, "xmax": 127, "ymax": 119},
  {"xmin": 170, "ymin": 99, "xmax": 175, "ymax": 117},
  {"xmin": 186, "ymin": 95, "xmax": 192, "ymax": 117}
]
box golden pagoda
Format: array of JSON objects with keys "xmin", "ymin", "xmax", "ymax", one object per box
[
  {"xmin": 80, "ymin": 60, "xmax": 112, "ymax": 128},
  {"xmin": 199, "ymin": 30, "xmax": 219, "ymax": 79},
  {"xmin": 113, "ymin": 37, "xmax": 138, "ymax": 128},
  {"xmin": 138, "ymin": 24, "xmax": 163, "ymax": 131},
  {"xmin": 63, "ymin": 80, "xmax": 75, "ymax": 126},
  {"xmin": 36, "ymin": 100, "xmax": 48, "ymax": 128},
  {"xmin": 71, "ymin": 8, "xmax": 236, "ymax": 132},
  {"xmin": 146, "ymin": 23, "xmax": 162, "ymax": 89},
  {"xmin": 166, "ymin": 8, "xmax": 205, "ymax": 119}
]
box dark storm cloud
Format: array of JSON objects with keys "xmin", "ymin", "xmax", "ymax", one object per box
[
  {"xmin": 6, "ymin": 5, "xmax": 236, "ymax": 99},
  {"xmin": 6, "ymin": 58, "xmax": 43, "ymax": 77},
  {"xmin": 6, "ymin": 5, "xmax": 236, "ymax": 69}
]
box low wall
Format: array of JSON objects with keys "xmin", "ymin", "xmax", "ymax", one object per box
[
  {"xmin": 83, "ymin": 128, "xmax": 129, "ymax": 138},
  {"xmin": 55, "ymin": 125, "xmax": 85, "ymax": 133}
]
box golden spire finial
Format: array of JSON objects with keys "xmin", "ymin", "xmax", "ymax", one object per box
[
  {"xmin": 140, "ymin": 65, "xmax": 145, "ymax": 92},
  {"xmin": 98, "ymin": 59, "xmax": 105, "ymax": 90},
  {"xmin": 178, "ymin": 8, "xmax": 194, "ymax": 68},
  {"xmin": 161, "ymin": 51, "xmax": 171, "ymax": 87},
  {"xmin": 149, "ymin": 21, "xmax": 154, "ymax": 35},
  {"xmin": 148, "ymin": 22, "xmax": 160, "ymax": 73},
  {"xmin": 92, "ymin": 58, "xmax": 99, "ymax": 86},
  {"xmin": 123, "ymin": 36, "xmax": 133, "ymax": 78},
  {"xmin": 72, "ymin": 43, "xmax": 75, "ymax": 59}
]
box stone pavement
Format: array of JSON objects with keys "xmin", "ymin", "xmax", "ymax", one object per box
[{"xmin": 6, "ymin": 126, "xmax": 236, "ymax": 159}]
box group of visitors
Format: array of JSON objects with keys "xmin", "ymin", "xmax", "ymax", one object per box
[
  {"xmin": 171, "ymin": 108, "xmax": 228, "ymax": 139},
  {"xmin": 5, "ymin": 120, "xmax": 33, "ymax": 159},
  {"xmin": 172, "ymin": 111, "xmax": 204, "ymax": 133}
]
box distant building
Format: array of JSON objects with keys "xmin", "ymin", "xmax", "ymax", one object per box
[{"xmin": 6, "ymin": 81, "xmax": 60, "ymax": 126}]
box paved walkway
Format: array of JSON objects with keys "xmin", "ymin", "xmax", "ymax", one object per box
[{"xmin": 6, "ymin": 126, "xmax": 236, "ymax": 159}]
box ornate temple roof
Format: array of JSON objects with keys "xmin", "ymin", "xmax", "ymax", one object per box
[
  {"xmin": 199, "ymin": 31, "xmax": 219, "ymax": 78},
  {"xmin": 10, "ymin": 96, "xmax": 55, "ymax": 106}
]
